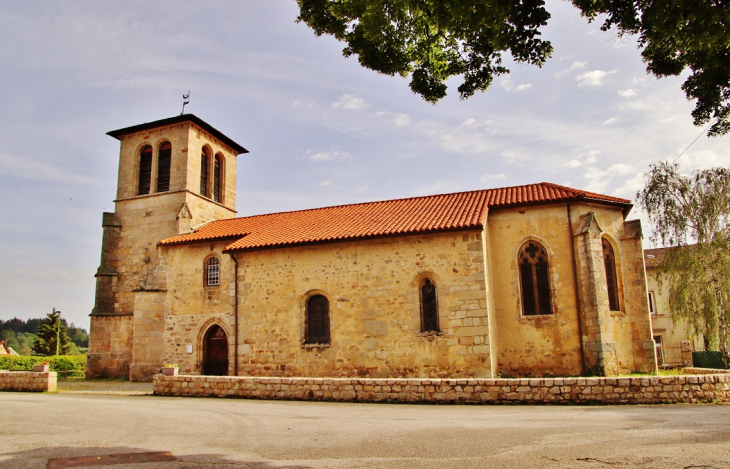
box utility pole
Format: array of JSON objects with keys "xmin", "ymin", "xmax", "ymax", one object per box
[{"xmin": 55, "ymin": 308, "xmax": 60, "ymax": 356}]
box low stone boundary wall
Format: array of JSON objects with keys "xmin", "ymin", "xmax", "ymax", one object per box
[
  {"xmin": 0, "ymin": 371, "xmax": 57, "ymax": 392},
  {"xmin": 153, "ymin": 374, "xmax": 730, "ymax": 404}
]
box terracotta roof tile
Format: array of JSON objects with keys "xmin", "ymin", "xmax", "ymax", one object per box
[{"xmin": 159, "ymin": 182, "xmax": 631, "ymax": 252}]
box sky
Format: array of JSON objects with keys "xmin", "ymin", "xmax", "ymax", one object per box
[{"xmin": 1, "ymin": 1, "xmax": 728, "ymax": 329}]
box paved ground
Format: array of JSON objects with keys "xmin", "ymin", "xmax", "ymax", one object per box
[{"xmin": 1, "ymin": 387, "xmax": 729, "ymax": 468}]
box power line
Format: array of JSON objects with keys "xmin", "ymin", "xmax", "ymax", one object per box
[{"xmin": 670, "ymin": 119, "xmax": 716, "ymax": 164}]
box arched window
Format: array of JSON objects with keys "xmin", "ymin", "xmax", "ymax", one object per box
[
  {"xmin": 602, "ymin": 238, "xmax": 620, "ymax": 311},
  {"xmin": 420, "ymin": 279, "xmax": 439, "ymax": 332},
  {"xmin": 200, "ymin": 147, "xmax": 210, "ymax": 197},
  {"xmin": 519, "ymin": 241, "xmax": 552, "ymax": 316},
  {"xmin": 138, "ymin": 145, "xmax": 153, "ymax": 195},
  {"xmin": 213, "ymin": 154, "xmax": 223, "ymax": 203},
  {"xmin": 156, "ymin": 142, "xmax": 171, "ymax": 193},
  {"xmin": 206, "ymin": 257, "xmax": 220, "ymax": 287},
  {"xmin": 305, "ymin": 295, "xmax": 330, "ymax": 344}
]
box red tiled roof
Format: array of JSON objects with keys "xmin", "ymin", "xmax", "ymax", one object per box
[{"xmin": 159, "ymin": 182, "xmax": 631, "ymax": 252}]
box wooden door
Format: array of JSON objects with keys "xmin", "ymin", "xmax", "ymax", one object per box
[{"xmin": 203, "ymin": 325, "xmax": 228, "ymax": 376}]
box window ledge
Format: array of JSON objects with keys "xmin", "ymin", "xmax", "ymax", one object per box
[{"xmin": 302, "ymin": 343, "xmax": 331, "ymax": 350}]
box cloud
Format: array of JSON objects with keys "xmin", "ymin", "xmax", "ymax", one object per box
[
  {"xmin": 300, "ymin": 150, "xmax": 351, "ymax": 162},
  {"xmin": 293, "ymin": 97, "xmax": 314, "ymax": 108},
  {"xmin": 500, "ymin": 80, "xmax": 531, "ymax": 92},
  {"xmin": 618, "ymin": 89, "xmax": 637, "ymax": 98},
  {"xmin": 479, "ymin": 173, "xmax": 507, "ymax": 183},
  {"xmin": 577, "ymin": 70, "xmax": 617, "ymax": 87},
  {"xmin": 563, "ymin": 150, "xmax": 600, "ymax": 168},
  {"xmin": 603, "ymin": 117, "xmax": 617, "ymax": 126},
  {"xmin": 332, "ymin": 94, "xmax": 370, "ymax": 111},
  {"xmin": 317, "ymin": 180, "xmax": 332, "ymax": 187},
  {"xmin": 555, "ymin": 61, "xmax": 587, "ymax": 78},
  {"xmin": 374, "ymin": 111, "xmax": 410, "ymax": 126}
]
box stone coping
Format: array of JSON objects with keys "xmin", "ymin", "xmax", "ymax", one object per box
[{"xmin": 153, "ymin": 374, "xmax": 730, "ymax": 405}]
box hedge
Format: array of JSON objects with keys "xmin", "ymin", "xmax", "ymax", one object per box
[{"xmin": 0, "ymin": 355, "xmax": 87, "ymax": 377}]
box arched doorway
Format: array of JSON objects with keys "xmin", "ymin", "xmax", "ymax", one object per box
[{"xmin": 202, "ymin": 325, "xmax": 228, "ymax": 376}]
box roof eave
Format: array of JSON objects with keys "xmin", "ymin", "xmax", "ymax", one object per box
[{"xmin": 107, "ymin": 114, "xmax": 248, "ymax": 155}]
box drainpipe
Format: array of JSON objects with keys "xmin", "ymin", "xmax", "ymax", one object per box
[
  {"xmin": 229, "ymin": 253, "xmax": 239, "ymax": 376},
  {"xmin": 567, "ymin": 202, "xmax": 586, "ymax": 374}
]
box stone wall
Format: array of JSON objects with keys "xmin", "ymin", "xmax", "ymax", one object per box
[
  {"xmin": 0, "ymin": 371, "xmax": 57, "ymax": 392},
  {"xmin": 153, "ymin": 373, "xmax": 730, "ymax": 404}
]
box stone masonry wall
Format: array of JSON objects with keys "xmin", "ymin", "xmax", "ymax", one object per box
[
  {"xmin": 153, "ymin": 373, "xmax": 730, "ymax": 404},
  {"xmin": 0, "ymin": 371, "xmax": 57, "ymax": 392}
]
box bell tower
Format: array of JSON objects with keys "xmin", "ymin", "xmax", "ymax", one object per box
[{"xmin": 87, "ymin": 115, "xmax": 247, "ymax": 380}]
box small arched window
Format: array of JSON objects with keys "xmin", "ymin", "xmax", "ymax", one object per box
[
  {"xmin": 206, "ymin": 257, "xmax": 220, "ymax": 287},
  {"xmin": 519, "ymin": 241, "xmax": 552, "ymax": 316},
  {"xmin": 213, "ymin": 154, "xmax": 223, "ymax": 203},
  {"xmin": 200, "ymin": 147, "xmax": 210, "ymax": 197},
  {"xmin": 138, "ymin": 145, "xmax": 153, "ymax": 195},
  {"xmin": 156, "ymin": 142, "xmax": 171, "ymax": 193},
  {"xmin": 602, "ymin": 238, "xmax": 620, "ymax": 311},
  {"xmin": 420, "ymin": 279, "xmax": 439, "ymax": 332},
  {"xmin": 305, "ymin": 295, "xmax": 330, "ymax": 344}
]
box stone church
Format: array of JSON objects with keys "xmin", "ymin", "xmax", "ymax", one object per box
[{"xmin": 87, "ymin": 114, "xmax": 657, "ymax": 381}]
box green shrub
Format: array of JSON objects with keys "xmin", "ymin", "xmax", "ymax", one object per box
[{"xmin": 0, "ymin": 355, "xmax": 87, "ymax": 377}]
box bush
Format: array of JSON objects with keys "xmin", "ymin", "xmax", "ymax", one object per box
[
  {"xmin": 692, "ymin": 351, "xmax": 728, "ymax": 369},
  {"xmin": 0, "ymin": 355, "xmax": 87, "ymax": 377}
]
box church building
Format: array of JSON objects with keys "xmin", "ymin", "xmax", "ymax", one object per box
[{"xmin": 87, "ymin": 114, "xmax": 657, "ymax": 381}]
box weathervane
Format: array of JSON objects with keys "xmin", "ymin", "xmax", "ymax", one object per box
[{"xmin": 181, "ymin": 91, "xmax": 190, "ymax": 115}]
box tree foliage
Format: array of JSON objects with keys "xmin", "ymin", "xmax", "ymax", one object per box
[
  {"xmin": 297, "ymin": 0, "xmax": 553, "ymax": 103},
  {"xmin": 0, "ymin": 316, "xmax": 88, "ymax": 354},
  {"xmin": 32, "ymin": 308, "xmax": 72, "ymax": 356},
  {"xmin": 574, "ymin": 0, "xmax": 730, "ymax": 137},
  {"xmin": 297, "ymin": 0, "xmax": 730, "ymax": 135},
  {"xmin": 637, "ymin": 162, "xmax": 730, "ymax": 356}
]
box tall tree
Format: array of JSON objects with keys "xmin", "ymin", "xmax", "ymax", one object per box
[
  {"xmin": 637, "ymin": 162, "xmax": 730, "ymax": 357},
  {"xmin": 32, "ymin": 308, "xmax": 71, "ymax": 356},
  {"xmin": 297, "ymin": 0, "xmax": 730, "ymax": 135}
]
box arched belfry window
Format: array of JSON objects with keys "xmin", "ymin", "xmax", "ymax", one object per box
[
  {"xmin": 420, "ymin": 279, "xmax": 439, "ymax": 332},
  {"xmin": 213, "ymin": 153, "xmax": 223, "ymax": 203},
  {"xmin": 602, "ymin": 238, "xmax": 620, "ymax": 311},
  {"xmin": 519, "ymin": 241, "xmax": 552, "ymax": 316},
  {"xmin": 200, "ymin": 147, "xmax": 210, "ymax": 197},
  {"xmin": 138, "ymin": 145, "xmax": 153, "ymax": 195},
  {"xmin": 156, "ymin": 142, "xmax": 171, "ymax": 193},
  {"xmin": 205, "ymin": 257, "xmax": 220, "ymax": 287},
  {"xmin": 305, "ymin": 295, "xmax": 330, "ymax": 344}
]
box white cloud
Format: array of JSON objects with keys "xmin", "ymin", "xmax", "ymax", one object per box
[
  {"xmin": 332, "ymin": 94, "xmax": 370, "ymax": 111},
  {"xmin": 555, "ymin": 61, "xmax": 587, "ymax": 78},
  {"xmin": 293, "ymin": 97, "xmax": 314, "ymax": 108},
  {"xmin": 479, "ymin": 173, "xmax": 507, "ymax": 183},
  {"xmin": 577, "ymin": 70, "xmax": 617, "ymax": 87},
  {"xmin": 516, "ymin": 84, "xmax": 533, "ymax": 92},
  {"xmin": 460, "ymin": 118, "xmax": 477, "ymax": 128},
  {"xmin": 603, "ymin": 117, "xmax": 617, "ymax": 126},
  {"xmin": 563, "ymin": 159, "xmax": 582, "ymax": 168},
  {"xmin": 317, "ymin": 180, "xmax": 331, "ymax": 187},
  {"xmin": 500, "ymin": 79, "xmax": 514, "ymax": 92},
  {"xmin": 374, "ymin": 111, "xmax": 410, "ymax": 126},
  {"xmin": 618, "ymin": 89, "xmax": 637, "ymax": 98},
  {"xmin": 301, "ymin": 150, "xmax": 351, "ymax": 162}
]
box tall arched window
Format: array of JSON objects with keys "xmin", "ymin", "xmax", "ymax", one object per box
[
  {"xmin": 306, "ymin": 295, "xmax": 330, "ymax": 344},
  {"xmin": 138, "ymin": 145, "xmax": 153, "ymax": 195},
  {"xmin": 156, "ymin": 142, "xmax": 171, "ymax": 193},
  {"xmin": 602, "ymin": 238, "xmax": 620, "ymax": 311},
  {"xmin": 205, "ymin": 257, "xmax": 220, "ymax": 287},
  {"xmin": 519, "ymin": 241, "xmax": 552, "ymax": 316},
  {"xmin": 213, "ymin": 154, "xmax": 223, "ymax": 203},
  {"xmin": 200, "ymin": 147, "xmax": 210, "ymax": 197},
  {"xmin": 420, "ymin": 279, "xmax": 439, "ymax": 332}
]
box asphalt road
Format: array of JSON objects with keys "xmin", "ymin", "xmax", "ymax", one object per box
[{"xmin": 1, "ymin": 392, "xmax": 729, "ymax": 468}]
